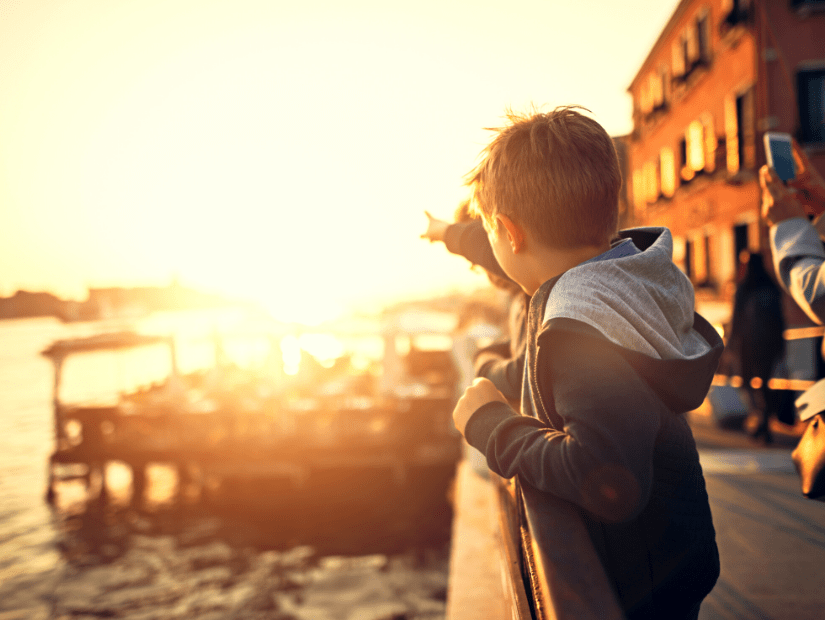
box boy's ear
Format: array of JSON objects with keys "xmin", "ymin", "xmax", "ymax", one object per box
[{"xmin": 496, "ymin": 214, "xmax": 525, "ymax": 254}]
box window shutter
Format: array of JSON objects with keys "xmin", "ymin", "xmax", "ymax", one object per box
[
  {"xmin": 660, "ymin": 148, "xmax": 676, "ymax": 197},
  {"xmin": 725, "ymin": 95, "xmax": 739, "ymax": 173},
  {"xmin": 703, "ymin": 115, "xmax": 716, "ymax": 173},
  {"xmin": 741, "ymin": 88, "xmax": 756, "ymax": 169},
  {"xmin": 632, "ymin": 169, "xmax": 646, "ymax": 215},
  {"xmin": 686, "ymin": 24, "xmax": 699, "ymax": 63},
  {"xmin": 672, "ymin": 38, "xmax": 685, "ymax": 78},
  {"xmin": 688, "ymin": 120, "xmax": 706, "ymax": 171}
]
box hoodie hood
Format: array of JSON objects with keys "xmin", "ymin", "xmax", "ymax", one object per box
[
  {"xmin": 543, "ymin": 227, "xmax": 712, "ymax": 361},
  {"xmin": 538, "ymin": 227, "xmax": 723, "ymax": 413}
]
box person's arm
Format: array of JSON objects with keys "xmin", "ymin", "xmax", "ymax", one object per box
[
  {"xmin": 787, "ymin": 139, "xmax": 825, "ymax": 212},
  {"xmin": 421, "ymin": 212, "xmax": 511, "ymax": 281},
  {"xmin": 474, "ymin": 342, "xmax": 524, "ymax": 402},
  {"xmin": 456, "ymin": 331, "xmax": 660, "ymax": 523},
  {"xmin": 442, "ymin": 220, "xmax": 510, "ymax": 282},
  {"xmin": 761, "ymin": 159, "xmax": 825, "ymax": 324},
  {"xmin": 770, "ymin": 217, "xmax": 825, "ymax": 325},
  {"xmin": 421, "ymin": 211, "xmax": 450, "ymax": 242}
]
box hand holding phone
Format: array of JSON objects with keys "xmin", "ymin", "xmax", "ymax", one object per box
[
  {"xmin": 760, "ymin": 165, "xmax": 805, "ymax": 226},
  {"xmin": 765, "ymin": 131, "xmax": 796, "ymax": 182},
  {"xmin": 764, "ymin": 132, "xmax": 796, "ymax": 182}
]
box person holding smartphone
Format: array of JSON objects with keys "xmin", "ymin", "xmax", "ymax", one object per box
[{"xmin": 761, "ymin": 137, "xmax": 825, "ymax": 324}]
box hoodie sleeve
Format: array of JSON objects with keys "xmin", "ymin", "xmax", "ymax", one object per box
[
  {"xmin": 770, "ymin": 217, "xmax": 825, "ymax": 325},
  {"xmin": 464, "ymin": 330, "xmax": 662, "ymax": 523},
  {"xmin": 473, "ymin": 343, "xmax": 524, "ymax": 402},
  {"xmin": 443, "ymin": 221, "xmax": 510, "ymax": 282}
]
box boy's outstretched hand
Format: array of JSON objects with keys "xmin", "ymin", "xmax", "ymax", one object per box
[
  {"xmin": 453, "ymin": 377, "xmax": 507, "ymax": 437},
  {"xmin": 421, "ymin": 211, "xmax": 450, "ymax": 243}
]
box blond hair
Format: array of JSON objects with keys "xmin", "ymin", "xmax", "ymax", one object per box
[{"xmin": 466, "ymin": 106, "xmax": 620, "ymax": 249}]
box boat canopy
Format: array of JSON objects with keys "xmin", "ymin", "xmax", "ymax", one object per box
[{"xmin": 41, "ymin": 332, "xmax": 172, "ymax": 360}]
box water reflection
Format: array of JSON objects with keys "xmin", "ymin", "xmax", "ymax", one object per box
[{"xmin": 49, "ymin": 464, "xmax": 453, "ymax": 619}]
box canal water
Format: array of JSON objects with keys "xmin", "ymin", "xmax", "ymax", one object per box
[{"xmin": 0, "ymin": 311, "xmax": 452, "ymax": 619}]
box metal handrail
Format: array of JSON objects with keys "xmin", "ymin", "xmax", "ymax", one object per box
[
  {"xmin": 518, "ymin": 483, "xmax": 624, "ymax": 620},
  {"xmin": 493, "ymin": 476, "xmax": 534, "ymax": 619},
  {"xmin": 713, "ymin": 324, "xmax": 825, "ymax": 393},
  {"xmin": 713, "ymin": 374, "xmax": 818, "ymax": 392},
  {"xmin": 783, "ymin": 326, "xmax": 825, "ymax": 341}
]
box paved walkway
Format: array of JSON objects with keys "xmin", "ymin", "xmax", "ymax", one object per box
[{"xmin": 688, "ymin": 408, "xmax": 825, "ymax": 620}]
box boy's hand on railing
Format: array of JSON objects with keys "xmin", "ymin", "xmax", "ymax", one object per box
[
  {"xmin": 421, "ymin": 211, "xmax": 450, "ymax": 243},
  {"xmin": 453, "ymin": 377, "xmax": 507, "ymax": 436}
]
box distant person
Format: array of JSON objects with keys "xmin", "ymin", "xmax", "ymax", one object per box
[
  {"xmin": 725, "ymin": 252, "xmax": 786, "ymax": 443},
  {"xmin": 422, "ymin": 205, "xmax": 528, "ymax": 403},
  {"xmin": 451, "ymin": 106, "xmax": 723, "ymax": 620},
  {"xmin": 761, "ymin": 140, "xmax": 825, "ymax": 323}
]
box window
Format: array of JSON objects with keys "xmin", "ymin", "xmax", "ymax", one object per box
[
  {"xmin": 656, "ymin": 65, "xmax": 670, "ymax": 110},
  {"xmin": 632, "ymin": 169, "xmax": 646, "ymax": 215},
  {"xmin": 697, "ymin": 12, "xmax": 711, "ymax": 62},
  {"xmin": 699, "ymin": 234, "xmax": 712, "ymax": 285},
  {"xmin": 674, "ymin": 12, "xmax": 711, "ymax": 85},
  {"xmin": 798, "ymin": 68, "xmax": 825, "ymax": 144},
  {"xmin": 677, "ymin": 117, "xmax": 715, "ymax": 183},
  {"xmin": 639, "ymin": 79, "xmax": 653, "ymax": 116},
  {"xmin": 660, "ymin": 148, "xmax": 676, "ymax": 197},
  {"xmin": 736, "ymin": 89, "xmax": 755, "ymax": 169},
  {"xmin": 679, "ymin": 136, "xmax": 692, "ymax": 182},
  {"xmin": 672, "ymin": 36, "xmax": 686, "ymax": 79},
  {"xmin": 688, "ymin": 121, "xmax": 706, "ymax": 172},
  {"xmin": 689, "ymin": 232, "xmax": 711, "ymax": 286},
  {"xmin": 725, "ymin": 87, "xmax": 755, "ymax": 173},
  {"xmin": 721, "ymin": 0, "xmax": 751, "ymax": 30},
  {"xmin": 644, "ymin": 159, "xmax": 661, "ymax": 203},
  {"xmin": 673, "ymin": 236, "xmax": 687, "ymax": 274},
  {"xmin": 734, "ymin": 223, "xmax": 749, "ymax": 272},
  {"xmin": 791, "ymin": 0, "xmax": 825, "ymax": 8},
  {"xmin": 701, "ymin": 114, "xmax": 716, "ymax": 173},
  {"xmin": 650, "ymin": 73, "xmax": 663, "ymax": 111},
  {"xmin": 685, "ymin": 22, "xmax": 699, "ymax": 66}
]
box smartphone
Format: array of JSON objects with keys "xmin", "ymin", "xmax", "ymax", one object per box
[{"xmin": 764, "ymin": 132, "xmax": 796, "ymax": 182}]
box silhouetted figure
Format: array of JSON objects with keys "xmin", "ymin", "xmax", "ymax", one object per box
[
  {"xmin": 726, "ymin": 252, "xmax": 786, "ymax": 443},
  {"xmin": 422, "ymin": 206, "xmax": 528, "ymax": 404}
]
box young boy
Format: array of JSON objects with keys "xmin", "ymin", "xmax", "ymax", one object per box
[{"xmin": 453, "ymin": 107, "xmax": 723, "ymax": 620}]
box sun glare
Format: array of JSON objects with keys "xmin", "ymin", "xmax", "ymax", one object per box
[{"xmin": 0, "ymin": 0, "xmax": 679, "ymax": 312}]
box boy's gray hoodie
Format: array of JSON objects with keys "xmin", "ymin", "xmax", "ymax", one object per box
[{"xmin": 465, "ymin": 227, "xmax": 723, "ymax": 620}]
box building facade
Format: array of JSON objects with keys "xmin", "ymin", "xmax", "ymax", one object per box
[{"xmin": 626, "ymin": 0, "xmax": 825, "ymax": 324}]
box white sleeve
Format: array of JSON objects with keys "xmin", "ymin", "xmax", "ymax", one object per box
[{"xmin": 771, "ymin": 217, "xmax": 825, "ymax": 325}]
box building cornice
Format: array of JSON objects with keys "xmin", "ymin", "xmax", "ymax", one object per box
[{"xmin": 627, "ymin": 0, "xmax": 694, "ymax": 92}]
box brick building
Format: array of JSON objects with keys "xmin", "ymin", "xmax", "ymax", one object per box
[{"xmin": 625, "ymin": 0, "xmax": 825, "ymax": 324}]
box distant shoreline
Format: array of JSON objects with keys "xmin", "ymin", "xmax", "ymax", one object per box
[{"xmin": 0, "ymin": 284, "xmax": 253, "ymax": 323}]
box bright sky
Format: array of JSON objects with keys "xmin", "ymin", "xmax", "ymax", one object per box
[{"xmin": 0, "ymin": 0, "xmax": 680, "ymax": 324}]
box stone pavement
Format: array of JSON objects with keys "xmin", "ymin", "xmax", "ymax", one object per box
[{"xmin": 688, "ymin": 407, "xmax": 825, "ymax": 620}]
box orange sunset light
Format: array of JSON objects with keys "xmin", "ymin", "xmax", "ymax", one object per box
[{"xmin": 0, "ymin": 0, "xmax": 680, "ymax": 324}]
